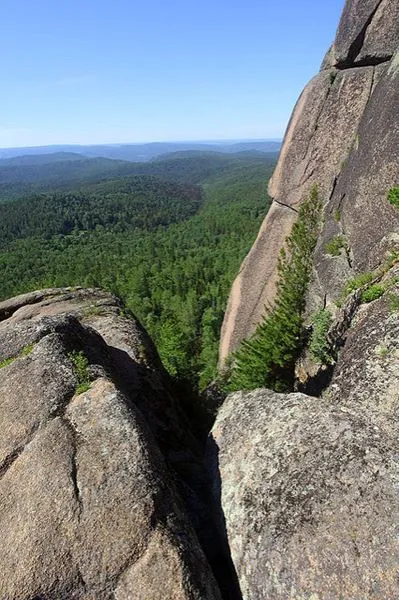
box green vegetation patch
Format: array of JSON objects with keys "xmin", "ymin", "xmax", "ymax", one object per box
[
  {"xmin": 361, "ymin": 284, "xmax": 385, "ymax": 303},
  {"xmin": 337, "ymin": 249, "xmax": 399, "ymax": 307},
  {"xmin": 333, "ymin": 209, "xmax": 341, "ymax": 222},
  {"xmin": 309, "ymin": 309, "xmax": 333, "ymax": 365},
  {"xmin": 325, "ymin": 235, "xmax": 348, "ymax": 257},
  {"xmin": 374, "ymin": 344, "xmax": 390, "ymax": 358},
  {"xmin": 344, "ymin": 272, "xmax": 375, "ymax": 296},
  {"xmin": 388, "ymin": 186, "xmax": 399, "ymax": 210},
  {"xmin": 69, "ymin": 350, "xmax": 91, "ymax": 395},
  {"xmin": 0, "ymin": 356, "xmax": 16, "ymax": 369},
  {"xmin": 227, "ymin": 185, "xmax": 322, "ymax": 392},
  {"xmin": 0, "ymin": 343, "xmax": 34, "ymax": 369},
  {"xmin": 0, "ymin": 154, "xmax": 276, "ymax": 390}
]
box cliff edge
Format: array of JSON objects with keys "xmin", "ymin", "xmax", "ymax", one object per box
[
  {"xmin": 220, "ymin": 0, "xmax": 399, "ymax": 363},
  {"xmin": 212, "ymin": 1, "xmax": 399, "ymax": 597}
]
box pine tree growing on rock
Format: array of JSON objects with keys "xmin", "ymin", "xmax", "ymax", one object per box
[{"xmin": 228, "ymin": 185, "xmax": 321, "ymax": 392}]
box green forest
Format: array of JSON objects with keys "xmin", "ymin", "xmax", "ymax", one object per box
[{"xmin": 0, "ymin": 151, "xmax": 275, "ymax": 389}]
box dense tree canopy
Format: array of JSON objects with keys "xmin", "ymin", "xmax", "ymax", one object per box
[{"xmin": 0, "ymin": 152, "xmax": 276, "ymax": 388}]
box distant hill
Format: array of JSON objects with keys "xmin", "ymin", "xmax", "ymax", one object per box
[
  {"xmin": 0, "ymin": 152, "xmax": 86, "ymax": 166},
  {"xmin": 0, "ymin": 140, "xmax": 281, "ymax": 163},
  {"xmin": 0, "ymin": 150, "xmax": 277, "ymax": 202}
]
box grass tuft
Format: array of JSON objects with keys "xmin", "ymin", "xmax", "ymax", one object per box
[{"xmin": 69, "ymin": 350, "xmax": 91, "ymax": 395}]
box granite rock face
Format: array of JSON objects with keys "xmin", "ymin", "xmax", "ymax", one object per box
[
  {"xmin": 0, "ymin": 288, "xmax": 222, "ymax": 600},
  {"xmin": 328, "ymin": 274, "xmax": 399, "ymax": 417},
  {"xmin": 214, "ymin": 0, "xmax": 399, "ymax": 598},
  {"xmin": 209, "ymin": 386, "xmax": 399, "ymax": 599},
  {"xmin": 220, "ymin": 0, "xmax": 399, "ymax": 362},
  {"xmin": 331, "ymin": 0, "xmax": 399, "ymax": 67}
]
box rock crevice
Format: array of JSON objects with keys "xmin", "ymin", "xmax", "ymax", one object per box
[{"xmin": 335, "ymin": 0, "xmax": 385, "ymax": 68}]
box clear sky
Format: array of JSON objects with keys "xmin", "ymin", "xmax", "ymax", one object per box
[{"xmin": 1, "ymin": 0, "xmax": 345, "ymax": 148}]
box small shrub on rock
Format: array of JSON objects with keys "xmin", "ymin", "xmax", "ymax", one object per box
[
  {"xmin": 69, "ymin": 350, "xmax": 91, "ymax": 395},
  {"xmin": 309, "ymin": 309, "xmax": 333, "ymax": 364},
  {"xmin": 388, "ymin": 292, "xmax": 399, "ymax": 313},
  {"xmin": 325, "ymin": 235, "xmax": 348, "ymax": 257},
  {"xmin": 361, "ymin": 284, "xmax": 385, "ymax": 303}
]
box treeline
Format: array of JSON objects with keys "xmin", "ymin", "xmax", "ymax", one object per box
[{"xmin": 0, "ymin": 154, "xmax": 275, "ymax": 388}]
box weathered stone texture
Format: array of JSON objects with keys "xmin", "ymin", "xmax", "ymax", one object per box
[
  {"xmin": 328, "ymin": 278, "xmax": 399, "ymax": 417},
  {"xmin": 332, "ymin": 0, "xmax": 399, "ymax": 66},
  {"xmin": 220, "ymin": 0, "xmax": 399, "ymax": 361},
  {"xmin": 0, "ymin": 289, "xmax": 221, "ymax": 599},
  {"xmin": 328, "ymin": 60, "xmax": 399, "ymax": 274},
  {"xmin": 269, "ymin": 66, "xmax": 374, "ymax": 208},
  {"xmin": 268, "ymin": 71, "xmax": 332, "ymax": 205},
  {"xmin": 209, "ymin": 386, "xmax": 399, "ymax": 599},
  {"xmin": 356, "ymin": 0, "xmax": 399, "ymax": 64},
  {"xmin": 311, "ymin": 58, "xmax": 399, "ymax": 306}
]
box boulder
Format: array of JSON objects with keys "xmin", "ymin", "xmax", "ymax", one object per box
[
  {"xmin": 209, "ymin": 386, "xmax": 399, "ymax": 599},
  {"xmin": 0, "ymin": 288, "xmax": 222, "ymax": 599}
]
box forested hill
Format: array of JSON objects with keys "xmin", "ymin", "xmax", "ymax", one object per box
[
  {"xmin": 0, "ymin": 150, "xmax": 271, "ymax": 202},
  {"xmin": 0, "ymin": 176, "xmax": 202, "ymax": 247},
  {"xmin": 0, "ymin": 151, "xmax": 276, "ymax": 389}
]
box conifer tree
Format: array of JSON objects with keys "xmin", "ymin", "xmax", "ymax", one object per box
[{"xmin": 228, "ymin": 185, "xmax": 321, "ymax": 392}]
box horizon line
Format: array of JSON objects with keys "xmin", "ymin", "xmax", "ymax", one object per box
[{"xmin": 0, "ymin": 137, "xmax": 282, "ymax": 151}]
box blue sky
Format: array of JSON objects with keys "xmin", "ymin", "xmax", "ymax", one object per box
[{"xmin": 1, "ymin": 0, "xmax": 344, "ymax": 147}]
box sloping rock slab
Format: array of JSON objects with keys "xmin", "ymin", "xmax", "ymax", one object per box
[{"xmin": 209, "ymin": 388, "xmax": 399, "ymax": 599}]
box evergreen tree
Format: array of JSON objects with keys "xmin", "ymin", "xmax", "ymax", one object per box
[{"xmin": 228, "ymin": 185, "xmax": 321, "ymax": 392}]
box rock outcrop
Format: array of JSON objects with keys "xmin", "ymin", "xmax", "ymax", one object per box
[
  {"xmin": 213, "ymin": 0, "xmax": 399, "ymax": 597},
  {"xmin": 220, "ymin": 0, "xmax": 399, "ymax": 362},
  {"xmin": 209, "ymin": 384, "xmax": 399, "ymax": 599},
  {"xmin": 327, "ymin": 0, "xmax": 399, "ymax": 67},
  {"xmin": 0, "ymin": 288, "xmax": 223, "ymax": 599}
]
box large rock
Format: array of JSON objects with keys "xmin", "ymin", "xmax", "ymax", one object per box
[
  {"xmin": 209, "ymin": 386, "xmax": 399, "ymax": 599},
  {"xmin": 331, "ymin": 0, "xmax": 399, "ymax": 67},
  {"xmin": 220, "ymin": 64, "xmax": 377, "ymax": 361},
  {"xmin": 214, "ymin": 0, "xmax": 399, "ymax": 596},
  {"xmin": 0, "ymin": 288, "xmax": 222, "ymax": 599},
  {"xmin": 219, "ymin": 0, "xmax": 399, "ymax": 362}
]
